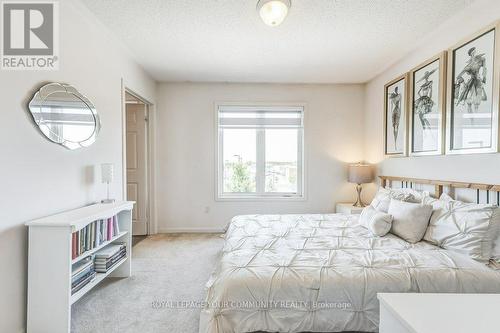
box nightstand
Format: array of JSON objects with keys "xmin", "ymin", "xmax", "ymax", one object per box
[{"xmin": 336, "ymin": 203, "xmax": 364, "ymax": 214}]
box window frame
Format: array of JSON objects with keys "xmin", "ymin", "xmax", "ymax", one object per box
[{"xmin": 215, "ymin": 103, "xmax": 306, "ymax": 201}]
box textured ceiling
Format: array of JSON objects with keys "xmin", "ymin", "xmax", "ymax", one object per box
[{"xmin": 81, "ymin": 0, "xmax": 476, "ymax": 83}]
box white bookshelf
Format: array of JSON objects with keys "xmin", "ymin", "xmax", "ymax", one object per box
[{"xmin": 25, "ymin": 201, "xmax": 134, "ymax": 333}]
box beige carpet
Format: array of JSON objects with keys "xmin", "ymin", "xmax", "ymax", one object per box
[
  {"xmin": 71, "ymin": 233, "xmax": 224, "ymax": 333},
  {"xmin": 72, "ymin": 233, "xmax": 365, "ymax": 333}
]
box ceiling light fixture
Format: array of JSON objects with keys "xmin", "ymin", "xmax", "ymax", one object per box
[{"xmin": 257, "ymin": 0, "xmax": 291, "ymax": 27}]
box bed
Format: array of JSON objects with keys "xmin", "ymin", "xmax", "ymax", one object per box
[{"xmin": 199, "ymin": 177, "xmax": 500, "ymax": 333}]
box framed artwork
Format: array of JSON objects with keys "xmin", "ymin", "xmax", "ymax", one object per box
[
  {"xmin": 384, "ymin": 74, "xmax": 408, "ymax": 156},
  {"xmin": 446, "ymin": 22, "xmax": 500, "ymax": 154},
  {"xmin": 409, "ymin": 52, "xmax": 447, "ymax": 156}
]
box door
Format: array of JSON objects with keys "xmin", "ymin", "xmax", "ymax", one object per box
[{"xmin": 126, "ymin": 102, "xmax": 148, "ymax": 235}]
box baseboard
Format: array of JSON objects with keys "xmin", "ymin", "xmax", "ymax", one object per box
[{"xmin": 157, "ymin": 227, "xmax": 225, "ymax": 234}]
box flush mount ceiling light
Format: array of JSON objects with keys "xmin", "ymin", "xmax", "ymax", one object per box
[{"xmin": 257, "ymin": 0, "xmax": 291, "ymax": 27}]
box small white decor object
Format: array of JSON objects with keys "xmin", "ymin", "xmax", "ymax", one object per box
[
  {"xmin": 101, "ymin": 163, "xmax": 115, "ymax": 203},
  {"xmin": 359, "ymin": 205, "xmax": 393, "ymax": 237},
  {"xmin": 388, "ymin": 199, "xmax": 433, "ymax": 243},
  {"xmin": 423, "ymin": 194, "xmax": 500, "ymax": 261},
  {"xmin": 257, "ymin": 0, "xmax": 291, "ymax": 27}
]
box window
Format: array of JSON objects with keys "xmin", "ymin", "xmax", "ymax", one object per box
[{"xmin": 217, "ymin": 105, "xmax": 304, "ymax": 199}]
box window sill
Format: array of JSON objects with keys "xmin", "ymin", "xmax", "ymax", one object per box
[{"xmin": 215, "ymin": 195, "xmax": 306, "ymax": 202}]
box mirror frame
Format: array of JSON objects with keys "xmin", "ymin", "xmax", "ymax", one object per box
[{"xmin": 28, "ymin": 83, "xmax": 101, "ymax": 150}]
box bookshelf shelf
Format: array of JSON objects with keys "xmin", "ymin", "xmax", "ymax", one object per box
[
  {"xmin": 26, "ymin": 201, "xmax": 134, "ymax": 333},
  {"xmin": 71, "ymin": 231, "xmax": 128, "ymax": 264},
  {"xmin": 71, "ymin": 256, "xmax": 128, "ymax": 305}
]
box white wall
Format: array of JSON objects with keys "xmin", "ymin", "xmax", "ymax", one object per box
[
  {"xmin": 0, "ymin": 1, "xmax": 156, "ymax": 332},
  {"xmin": 364, "ymin": 0, "xmax": 500, "ymax": 199},
  {"xmin": 156, "ymin": 83, "xmax": 365, "ymax": 232}
]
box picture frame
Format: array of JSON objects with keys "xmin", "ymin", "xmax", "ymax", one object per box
[
  {"xmin": 384, "ymin": 74, "xmax": 409, "ymax": 157},
  {"xmin": 409, "ymin": 52, "xmax": 447, "ymax": 156},
  {"xmin": 446, "ymin": 21, "xmax": 500, "ymax": 155}
]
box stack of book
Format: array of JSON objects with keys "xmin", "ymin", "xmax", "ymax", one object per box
[
  {"xmin": 71, "ymin": 256, "xmax": 96, "ymax": 295},
  {"xmin": 94, "ymin": 243, "xmax": 127, "ymax": 273},
  {"xmin": 71, "ymin": 215, "xmax": 121, "ymax": 259}
]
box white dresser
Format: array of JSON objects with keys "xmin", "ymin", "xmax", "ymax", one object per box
[{"xmin": 378, "ymin": 293, "xmax": 500, "ymax": 333}]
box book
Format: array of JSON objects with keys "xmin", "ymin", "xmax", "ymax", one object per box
[
  {"xmin": 103, "ymin": 219, "xmax": 107, "ymax": 242},
  {"xmin": 86, "ymin": 224, "xmax": 91, "ymax": 251},
  {"xmin": 83, "ymin": 226, "xmax": 87, "ymax": 251},
  {"xmin": 94, "ymin": 221, "xmax": 99, "ymax": 247},
  {"xmin": 82, "ymin": 227, "xmax": 85, "ymax": 252},
  {"xmin": 95, "ymin": 248, "xmax": 126, "ymax": 265},
  {"xmin": 97, "ymin": 220, "xmax": 103, "ymax": 245},
  {"xmin": 95, "ymin": 243, "xmax": 126, "ymax": 259},
  {"xmin": 90, "ymin": 222, "xmax": 95, "ymax": 249},
  {"xmin": 79, "ymin": 229, "xmax": 84, "ymax": 255},
  {"xmin": 107, "ymin": 218, "xmax": 112, "ymax": 240},
  {"xmin": 95, "ymin": 251, "xmax": 126, "ymax": 272},
  {"xmin": 71, "ymin": 233, "xmax": 77, "ymax": 259},
  {"xmin": 72, "ymin": 263, "xmax": 93, "ymax": 282},
  {"xmin": 71, "ymin": 271, "xmax": 96, "ymax": 295},
  {"xmin": 95, "ymin": 252, "xmax": 125, "ymax": 269},
  {"xmin": 76, "ymin": 232, "xmax": 80, "ymax": 257},
  {"xmin": 72, "ymin": 256, "xmax": 93, "ymax": 276},
  {"xmin": 71, "ymin": 215, "xmax": 120, "ymax": 259},
  {"xmin": 72, "ymin": 266, "xmax": 95, "ymax": 286},
  {"xmin": 113, "ymin": 215, "xmax": 120, "ymax": 235}
]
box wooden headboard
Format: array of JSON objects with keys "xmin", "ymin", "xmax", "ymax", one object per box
[{"xmin": 379, "ymin": 175, "xmax": 500, "ymax": 205}]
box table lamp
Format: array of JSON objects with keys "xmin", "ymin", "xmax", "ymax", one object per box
[
  {"xmin": 101, "ymin": 163, "xmax": 115, "ymax": 203},
  {"xmin": 348, "ymin": 163, "xmax": 374, "ymax": 207}
]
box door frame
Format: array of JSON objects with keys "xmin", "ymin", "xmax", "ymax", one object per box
[{"xmin": 121, "ymin": 83, "xmax": 157, "ymax": 235}]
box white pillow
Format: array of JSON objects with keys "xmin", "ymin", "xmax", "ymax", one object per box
[
  {"xmin": 388, "ymin": 187, "xmax": 430, "ymax": 203},
  {"xmin": 370, "ymin": 188, "xmax": 416, "ymax": 213},
  {"xmin": 437, "ymin": 193, "xmax": 500, "ymax": 262},
  {"xmin": 423, "ymin": 195, "xmax": 500, "ymax": 262},
  {"xmin": 388, "ymin": 199, "xmax": 433, "ymax": 243},
  {"xmin": 359, "ymin": 206, "xmax": 393, "ymax": 237},
  {"xmin": 439, "ymin": 192, "xmax": 454, "ymax": 201}
]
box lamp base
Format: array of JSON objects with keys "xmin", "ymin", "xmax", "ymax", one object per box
[
  {"xmin": 101, "ymin": 199, "xmax": 116, "ymax": 204},
  {"xmin": 353, "ymin": 184, "xmax": 366, "ymax": 208}
]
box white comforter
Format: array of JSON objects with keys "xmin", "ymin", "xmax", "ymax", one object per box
[{"xmin": 199, "ymin": 214, "xmax": 500, "ymax": 333}]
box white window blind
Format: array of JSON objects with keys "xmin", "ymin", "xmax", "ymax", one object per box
[{"xmin": 218, "ymin": 106, "xmax": 303, "ymax": 128}]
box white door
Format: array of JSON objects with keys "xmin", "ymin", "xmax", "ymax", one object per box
[{"xmin": 126, "ymin": 103, "xmax": 148, "ymax": 235}]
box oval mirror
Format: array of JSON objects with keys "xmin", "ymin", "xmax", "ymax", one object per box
[{"xmin": 28, "ymin": 83, "xmax": 100, "ymax": 150}]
